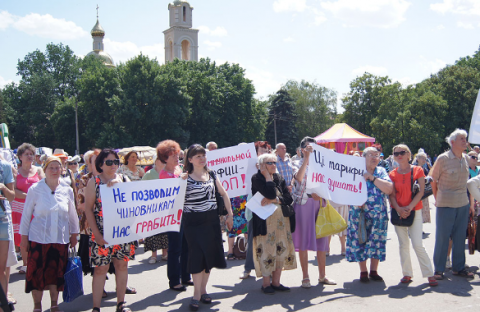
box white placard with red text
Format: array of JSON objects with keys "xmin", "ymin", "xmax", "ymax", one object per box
[
  {"xmin": 207, "ymin": 143, "xmax": 258, "ymax": 198},
  {"xmin": 305, "ymin": 144, "xmax": 367, "ymax": 206},
  {"xmin": 101, "ymin": 178, "xmax": 187, "ymax": 246}
]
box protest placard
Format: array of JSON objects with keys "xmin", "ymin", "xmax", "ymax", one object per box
[
  {"xmin": 101, "ymin": 178, "xmax": 187, "ymax": 246},
  {"xmin": 245, "ymin": 192, "xmax": 277, "ymax": 220},
  {"xmin": 305, "ymin": 144, "xmax": 367, "ymax": 206},
  {"xmin": 207, "ymin": 143, "xmax": 258, "ymax": 198}
]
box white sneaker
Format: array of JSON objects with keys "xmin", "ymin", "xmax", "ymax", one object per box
[
  {"xmin": 239, "ymin": 271, "xmax": 250, "ymax": 279},
  {"xmin": 446, "ymin": 258, "xmax": 452, "ymax": 269},
  {"xmin": 148, "ymin": 257, "xmax": 157, "ymax": 264}
]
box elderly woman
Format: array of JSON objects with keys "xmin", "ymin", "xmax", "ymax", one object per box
[
  {"xmin": 11, "ymin": 143, "xmax": 45, "ymax": 273},
  {"xmin": 182, "ymin": 144, "xmax": 233, "ymax": 310},
  {"xmin": 416, "ymin": 152, "xmax": 431, "ymax": 223},
  {"xmin": 388, "ymin": 144, "xmax": 436, "ymax": 286},
  {"xmin": 346, "ymin": 147, "xmax": 393, "ymax": 283},
  {"xmin": 67, "ymin": 155, "xmax": 81, "ymax": 181},
  {"xmin": 84, "ymin": 149, "xmax": 135, "ymax": 312},
  {"xmin": 251, "ymin": 153, "xmax": 297, "ymax": 294},
  {"xmin": 157, "ymin": 140, "xmax": 192, "ymax": 291},
  {"xmin": 292, "ymin": 137, "xmax": 335, "ymax": 288},
  {"xmin": 118, "ymin": 151, "xmax": 145, "ymax": 181},
  {"xmin": 19, "ymin": 156, "xmax": 79, "ymax": 312}
]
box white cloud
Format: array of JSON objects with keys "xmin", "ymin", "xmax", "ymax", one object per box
[
  {"xmin": 351, "ymin": 65, "xmax": 388, "ymax": 77},
  {"xmin": 13, "ymin": 13, "xmax": 88, "ymax": 40},
  {"xmin": 197, "ymin": 25, "xmax": 228, "ymax": 37},
  {"xmin": 420, "ymin": 56, "xmax": 446, "ymax": 74},
  {"xmin": 393, "ymin": 77, "xmax": 417, "ymax": 87},
  {"xmin": 244, "ymin": 66, "xmax": 282, "ymax": 99},
  {"xmin": 104, "ymin": 39, "xmax": 164, "ymax": 64},
  {"xmin": 283, "ymin": 37, "xmax": 295, "ymax": 43},
  {"xmin": 437, "ymin": 24, "xmax": 445, "ymax": 30},
  {"xmin": 203, "ymin": 40, "xmax": 222, "ymax": 51},
  {"xmin": 0, "ymin": 76, "xmax": 14, "ymax": 89},
  {"xmin": 273, "ymin": 0, "xmax": 307, "ymax": 13},
  {"xmin": 320, "ymin": 0, "xmax": 411, "ymax": 28},
  {"xmin": 0, "ymin": 11, "xmax": 15, "ymax": 30},
  {"xmin": 430, "ymin": 0, "xmax": 480, "ymax": 28}
]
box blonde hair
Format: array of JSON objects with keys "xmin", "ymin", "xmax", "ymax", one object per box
[{"xmin": 392, "ymin": 144, "xmax": 412, "ymax": 161}]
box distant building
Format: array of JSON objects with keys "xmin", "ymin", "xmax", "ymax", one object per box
[
  {"xmin": 164, "ymin": 0, "xmax": 199, "ymax": 62},
  {"xmin": 86, "ymin": 7, "xmax": 115, "ymax": 67}
]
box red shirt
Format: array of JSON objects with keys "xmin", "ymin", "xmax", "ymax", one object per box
[
  {"xmin": 389, "ymin": 166, "xmax": 425, "ymax": 211},
  {"xmin": 158, "ymin": 166, "xmax": 182, "ymax": 179}
]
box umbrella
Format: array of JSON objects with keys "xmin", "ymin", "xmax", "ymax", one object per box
[{"xmin": 117, "ymin": 146, "xmax": 156, "ymax": 166}]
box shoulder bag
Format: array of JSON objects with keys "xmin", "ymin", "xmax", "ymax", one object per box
[
  {"xmin": 209, "ymin": 171, "xmax": 227, "ymax": 216},
  {"xmin": 390, "ymin": 167, "xmax": 415, "ymax": 227}
]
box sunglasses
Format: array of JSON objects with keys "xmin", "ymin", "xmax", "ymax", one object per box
[
  {"xmin": 393, "ymin": 150, "xmax": 407, "ymax": 157},
  {"xmin": 67, "ymin": 162, "xmax": 78, "ymax": 165},
  {"xmin": 265, "ymin": 162, "xmax": 276, "ymax": 165},
  {"xmin": 471, "ymin": 156, "xmax": 478, "ymax": 160},
  {"xmin": 104, "ymin": 159, "xmax": 120, "ymax": 166}
]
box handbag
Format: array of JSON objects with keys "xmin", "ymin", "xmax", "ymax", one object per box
[
  {"xmin": 390, "ymin": 167, "xmax": 415, "ymax": 227},
  {"xmin": 315, "ymin": 199, "xmax": 348, "ymax": 238},
  {"xmin": 233, "ymin": 236, "xmax": 247, "ymax": 259},
  {"xmin": 280, "ymin": 204, "xmax": 295, "ymax": 218},
  {"xmin": 412, "ymin": 176, "xmax": 433, "ymax": 200},
  {"xmin": 358, "ymin": 204, "xmax": 368, "ymax": 245},
  {"xmin": 468, "ymin": 215, "xmax": 476, "ymax": 255},
  {"xmin": 209, "ymin": 171, "xmax": 227, "ymax": 216},
  {"xmin": 63, "ymin": 247, "xmax": 84, "ymax": 303}
]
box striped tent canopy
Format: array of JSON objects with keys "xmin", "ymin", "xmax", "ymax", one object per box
[{"xmin": 314, "ymin": 123, "xmax": 375, "ymax": 154}]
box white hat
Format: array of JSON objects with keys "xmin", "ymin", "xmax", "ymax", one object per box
[
  {"xmin": 67, "ymin": 155, "xmax": 81, "ymax": 163},
  {"xmin": 52, "ymin": 149, "xmax": 68, "ymax": 159}
]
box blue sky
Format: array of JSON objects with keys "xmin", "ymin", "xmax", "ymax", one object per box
[{"xmin": 1, "ymin": 0, "xmax": 479, "ymax": 110}]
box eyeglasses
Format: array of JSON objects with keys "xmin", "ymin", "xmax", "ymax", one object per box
[
  {"xmin": 367, "ymin": 154, "xmax": 380, "ymax": 158},
  {"xmin": 67, "ymin": 162, "xmax": 78, "ymax": 166},
  {"xmin": 265, "ymin": 162, "xmax": 277, "ymax": 165},
  {"xmin": 104, "ymin": 159, "xmax": 120, "ymax": 166},
  {"xmin": 471, "ymin": 156, "xmax": 478, "ymax": 160},
  {"xmin": 393, "ymin": 150, "xmax": 407, "ymax": 157}
]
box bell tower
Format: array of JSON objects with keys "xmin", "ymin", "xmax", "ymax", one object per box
[{"xmin": 164, "ymin": 0, "xmax": 199, "ymax": 62}]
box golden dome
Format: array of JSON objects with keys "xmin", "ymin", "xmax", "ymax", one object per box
[
  {"xmin": 86, "ymin": 51, "xmax": 115, "ymax": 67},
  {"xmin": 91, "ymin": 19, "xmax": 105, "ymax": 37}
]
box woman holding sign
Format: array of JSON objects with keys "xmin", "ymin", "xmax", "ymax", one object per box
[
  {"xmin": 388, "ymin": 144, "xmax": 436, "ymax": 286},
  {"xmin": 251, "ymin": 153, "xmax": 297, "ymax": 295},
  {"xmin": 346, "ymin": 147, "xmax": 393, "ymax": 283},
  {"xmin": 292, "ymin": 137, "xmax": 335, "ymax": 288},
  {"xmin": 182, "ymin": 144, "xmax": 233, "ymax": 310},
  {"xmin": 84, "ymin": 149, "xmax": 135, "ymax": 312}
]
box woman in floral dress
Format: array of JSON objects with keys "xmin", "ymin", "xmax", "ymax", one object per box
[{"xmin": 346, "ymin": 147, "xmax": 393, "ymax": 283}]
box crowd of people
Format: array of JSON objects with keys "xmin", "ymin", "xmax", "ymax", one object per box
[{"xmin": 0, "ymin": 128, "xmax": 478, "ymax": 311}]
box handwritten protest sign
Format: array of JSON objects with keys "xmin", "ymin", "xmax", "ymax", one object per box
[
  {"xmin": 207, "ymin": 143, "xmax": 258, "ymax": 198},
  {"xmin": 101, "ymin": 178, "xmax": 187, "ymax": 246},
  {"xmin": 306, "ymin": 144, "xmax": 367, "ymax": 206}
]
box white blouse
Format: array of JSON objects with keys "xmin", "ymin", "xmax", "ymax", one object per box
[{"xmin": 19, "ymin": 179, "xmax": 80, "ymax": 244}]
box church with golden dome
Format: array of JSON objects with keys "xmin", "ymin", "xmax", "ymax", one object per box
[{"xmin": 86, "ymin": 6, "xmax": 115, "ymax": 67}]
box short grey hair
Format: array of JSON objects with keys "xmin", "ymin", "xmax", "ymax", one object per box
[
  {"xmin": 363, "ymin": 147, "xmax": 379, "ymax": 157},
  {"xmin": 416, "ymin": 152, "xmax": 427, "ymax": 159},
  {"xmin": 206, "ymin": 141, "xmax": 217, "ymax": 149},
  {"xmin": 276, "ymin": 143, "xmax": 286, "ymax": 149},
  {"xmin": 258, "ymin": 153, "xmax": 276, "ymax": 166},
  {"xmin": 445, "ymin": 129, "xmax": 467, "ymax": 147}
]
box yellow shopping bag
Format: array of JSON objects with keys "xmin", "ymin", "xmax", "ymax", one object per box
[{"xmin": 315, "ymin": 200, "xmax": 348, "ymax": 238}]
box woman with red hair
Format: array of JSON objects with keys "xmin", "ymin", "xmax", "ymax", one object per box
[{"xmin": 156, "ymin": 140, "xmax": 192, "ymax": 291}]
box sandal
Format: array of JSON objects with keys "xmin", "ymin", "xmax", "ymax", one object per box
[
  {"xmin": 301, "ymin": 278, "xmax": 311, "ymax": 288},
  {"xmin": 319, "ymin": 277, "xmax": 337, "ymax": 285},
  {"xmin": 125, "ymin": 286, "xmax": 137, "ymax": 294},
  {"xmin": 200, "ymin": 293, "xmax": 212, "ymax": 304},
  {"xmin": 190, "ymin": 298, "xmax": 200, "ymax": 311},
  {"xmin": 7, "ymin": 292, "xmax": 16, "ymax": 304},
  {"xmin": 148, "ymin": 257, "xmax": 157, "ymax": 264},
  {"xmin": 434, "ymin": 271, "xmax": 444, "ymax": 280},
  {"xmin": 453, "ymin": 269, "xmax": 474, "ymax": 278},
  {"xmin": 102, "ymin": 289, "xmax": 108, "ymax": 298},
  {"xmin": 19, "ymin": 266, "xmax": 27, "ymax": 274},
  {"xmin": 428, "ymin": 276, "xmax": 438, "ymax": 287},
  {"xmin": 369, "ymin": 271, "xmax": 384, "ymax": 281},
  {"xmin": 400, "ymin": 276, "xmax": 412, "ymax": 284},
  {"xmin": 227, "ymin": 253, "xmax": 235, "ymax": 260},
  {"xmin": 92, "ymin": 308, "xmax": 100, "ymax": 312},
  {"xmin": 360, "ymin": 271, "xmax": 369, "ymax": 283},
  {"xmin": 51, "ymin": 306, "xmax": 64, "ymax": 312},
  {"xmin": 161, "ymin": 255, "xmax": 168, "ymax": 261},
  {"xmin": 116, "ymin": 301, "xmax": 131, "ymax": 312}
]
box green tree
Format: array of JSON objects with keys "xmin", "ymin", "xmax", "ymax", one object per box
[
  {"xmin": 265, "ymin": 89, "xmax": 298, "ymax": 153},
  {"xmin": 284, "ymin": 80, "xmax": 337, "ymax": 140},
  {"xmin": 0, "ymin": 89, "xmax": 5, "ymax": 124}
]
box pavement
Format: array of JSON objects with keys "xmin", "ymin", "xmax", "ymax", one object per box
[{"xmin": 8, "ymin": 197, "xmax": 480, "ymax": 311}]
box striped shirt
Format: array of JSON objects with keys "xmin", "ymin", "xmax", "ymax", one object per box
[{"xmin": 184, "ymin": 175, "xmax": 217, "ymax": 213}]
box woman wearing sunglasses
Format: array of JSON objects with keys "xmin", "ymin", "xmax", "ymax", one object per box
[
  {"xmin": 84, "ymin": 149, "xmax": 135, "ymax": 312},
  {"xmin": 388, "ymin": 144, "xmax": 436, "ymax": 286},
  {"xmin": 251, "ymin": 152, "xmax": 297, "ymax": 294}
]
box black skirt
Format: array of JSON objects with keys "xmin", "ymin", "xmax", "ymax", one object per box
[{"xmin": 183, "ymin": 209, "xmax": 227, "ymax": 274}]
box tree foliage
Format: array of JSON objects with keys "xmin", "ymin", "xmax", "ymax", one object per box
[{"xmin": 265, "ymin": 89, "xmax": 298, "ymax": 153}]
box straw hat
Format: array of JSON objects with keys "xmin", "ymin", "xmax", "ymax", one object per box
[{"xmin": 52, "ymin": 149, "xmax": 68, "ymax": 159}]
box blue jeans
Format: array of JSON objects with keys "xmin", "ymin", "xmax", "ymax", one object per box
[
  {"xmin": 433, "ymin": 204, "xmax": 469, "ymax": 273},
  {"xmin": 244, "ymin": 219, "xmax": 254, "ymax": 272},
  {"xmin": 167, "ymin": 224, "xmax": 190, "ymax": 288}
]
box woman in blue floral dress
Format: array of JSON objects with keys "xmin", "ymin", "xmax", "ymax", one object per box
[{"xmin": 346, "ymin": 147, "xmax": 393, "ymax": 283}]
